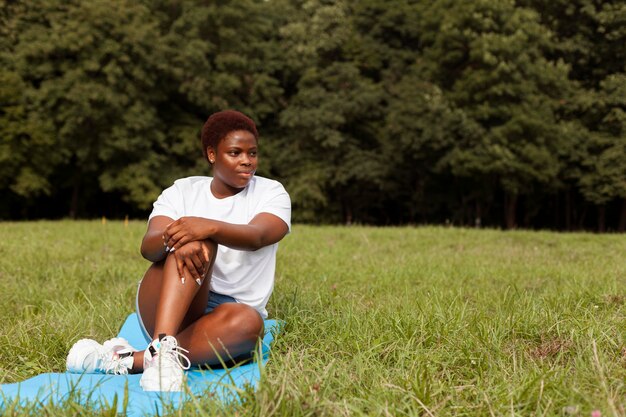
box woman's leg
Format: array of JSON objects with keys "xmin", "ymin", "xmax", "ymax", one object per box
[
  {"xmin": 136, "ymin": 256, "xmax": 211, "ymax": 338},
  {"xmin": 173, "ymin": 303, "xmax": 264, "ymax": 366},
  {"xmin": 134, "ymin": 242, "xmax": 264, "ymax": 370}
]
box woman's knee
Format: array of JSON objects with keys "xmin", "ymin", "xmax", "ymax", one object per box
[
  {"xmin": 212, "ymin": 303, "xmax": 264, "ymax": 341},
  {"xmin": 203, "ymin": 238, "xmax": 218, "ymax": 255}
]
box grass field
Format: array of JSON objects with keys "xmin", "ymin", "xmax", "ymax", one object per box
[{"xmin": 0, "ymin": 221, "xmax": 624, "ymax": 416}]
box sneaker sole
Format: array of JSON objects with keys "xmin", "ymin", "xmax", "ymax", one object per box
[
  {"xmin": 140, "ymin": 367, "xmax": 186, "ymax": 392},
  {"xmin": 66, "ymin": 339, "xmax": 102, "ymax": 373}
]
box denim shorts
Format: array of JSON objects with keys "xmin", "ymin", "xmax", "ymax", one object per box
[
  {"xmin": 204, "ymin": 291, "xmax": 238, "ymax": 314},
  {"xmin": 136, "ymin": 289, "xmax": 237, "ymax": 341}
]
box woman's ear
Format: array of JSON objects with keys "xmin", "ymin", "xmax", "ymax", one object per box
[{"xmin": 207, "ymin": 147, "xmax": 215, "ymax": 164}]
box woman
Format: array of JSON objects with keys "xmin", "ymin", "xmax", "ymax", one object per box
[{"xmin": 66, "ymin": 110, "xmax": 291, "ymax": 391}]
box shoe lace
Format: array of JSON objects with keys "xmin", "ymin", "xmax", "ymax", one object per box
[
  {"xmin": 158, "ymin": 336, "xmax": 191, "ymax": 370},
  {"xmin": 100, "ymin": 350, "xmax": 130, "ymax": 375}
]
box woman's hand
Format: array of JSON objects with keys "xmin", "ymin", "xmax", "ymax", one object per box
[
  {"xmin": 172, "ymin": 240, "xmax": 212, "ymax": 285},
  {"xmin": 164, "ymin": 217, "xmax": 213, "ymax": 251}
]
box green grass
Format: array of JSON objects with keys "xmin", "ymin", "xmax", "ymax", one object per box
[{"xmin": 0, "ymin": 221, "xmax": 624, "ymax": 416}]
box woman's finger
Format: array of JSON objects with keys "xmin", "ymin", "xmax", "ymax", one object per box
[
  {"xmin": 176, "ymin": 234, "xmax": 194, "ymax": 251},
  {"xmin": 183, "ymin": 256, "xmax": 201, "ymax": 281},
  {"xmin": 182, "ymin": 264, "xmax": 202, "ymax": 287},
  {"xmin": 175, "ymin": 252, "xmax": 186, "ymax": 284},
  {"xmin": 175, "ymin": 235, "xmax": 189, "ymax": 250},
  {"xmin": 166, "ymin": 234, "xmax": 181, "ymax": 251},
  {"xmin": 166, "ymin": 221, "xmax": 187, "ymax": 240},
  {"xmin": 189, "ymin": 252, "xmax": 205, "ymax": 273},
  {"xmin": 170, "ymin": 228, "xmax": 187, "ymax": 246},
  {"xmin": 181, "ymin": 264, "xmax": 192, "ymax": 286},
  {"xmin": 202, "ymin": 244, "xmax": 210, "ymax": 263},
  {"xmin": 165, "ymin": 219, "xmax": 179, "ymax": 232}
]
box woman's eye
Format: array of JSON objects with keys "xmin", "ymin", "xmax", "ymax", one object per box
[{"xmin": 250, "ymin": 152, "xmax": 257, "ymax": 157}]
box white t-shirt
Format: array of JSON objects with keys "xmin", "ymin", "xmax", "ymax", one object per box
[{"xmin": 149, "ymin": 175, "xmax": 291, "ymax": 318}]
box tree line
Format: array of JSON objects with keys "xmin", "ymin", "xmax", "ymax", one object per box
[{"xmin": 1, "ymin": 0, "xmax": 625, "ymax": 230}]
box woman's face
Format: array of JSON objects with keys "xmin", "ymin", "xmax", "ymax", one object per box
[{"xmin": 207, "ymin": 129, "xmax": 258, "ymax": 198}]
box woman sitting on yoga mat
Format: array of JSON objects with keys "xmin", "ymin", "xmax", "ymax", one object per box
[{"xmin": 66, "ymin": 110, "xmax": 291, "ymax": 392}]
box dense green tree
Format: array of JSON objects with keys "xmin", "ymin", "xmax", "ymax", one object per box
[
  {"xmin": 277, "ymin": 0, "xmax": 385, "ymax": 223},
  {"xmin": 2, "ymin": 0, "xmax": 174, "ymax": 216},
  {"xmin": 576, "ymin": 74, "xmax": 626, "ymax": 231},
  {"xmin": 149, "ymin": 0, "xmax": 285, "ymax": 119},
  {"xmin": 147, "ymin": 0, "xmax": 287, "ymax": 181},
  {"xmin": 418, "ymin": 0, "xmax": 571, "ymax": 228},
  {"xmin": 349, "ymin": 0, "xmax": 498, "ymax": 224},
  {"xmin": 0, "ymin": 1, "xmax": 62, "ymax": 216},
  {"xmin": 522, "ymin": 0, "xmax": 626, "ymax": 230},
  {"xmin": 385, "ymin": 72, "xmax": 490, "ymax": 224},
  {"xmin": 1, "ymin": 0, "xmax": 624, "ymax": 230}
]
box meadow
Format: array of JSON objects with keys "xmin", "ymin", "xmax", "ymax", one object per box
[{"xmin": 0, "ymin": 221, "xmax": 624, "ymax": 416}]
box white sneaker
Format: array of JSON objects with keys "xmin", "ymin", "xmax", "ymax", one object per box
[
  {"xmin": 66, "ymin": 337, "xmax": 136, "ymax": 375},
  {"xmin": 140, "ymin": 335, "xmax": 191, "ymax": 392}
]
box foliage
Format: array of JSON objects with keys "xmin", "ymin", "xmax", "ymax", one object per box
[{"xmin": 1, "ymin": 0, "xmax": 625, "ymax": 230}]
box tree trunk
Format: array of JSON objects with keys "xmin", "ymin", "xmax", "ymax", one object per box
[
  {"xmin": 344, "ymin": 203, "xmax": 352, "ymax": 225},
  {"xmin": 504, "ymin": 193, "xmax": 517, "ymax": 229},
  {"xmin": 523, "ymin": 196, "xmax": 532, "ymax": 228},
  {"xmin": 577, "ymin": 203, "xmax": 588, "ymax": 230},
  {"xmin": 619, "ymin": 199, "xmax": 626, "ymax": 232},
  {"xmin": 69, "ymin": 175, "xmax": 80, "ymax": 219},
  {"xmin": 553, "ymin": 192, "xmax": 560, "ymax": 230},
  {"xmin": 475, "ymin": 201, "xmax": 482, "ymax": 228},
  {"xmin": 565, "ymin": 189, "xmax": 571, "ymax": 231},
  {"xmin": 597, "ymin": 204, "xmax": 606, "ymax": 233}
]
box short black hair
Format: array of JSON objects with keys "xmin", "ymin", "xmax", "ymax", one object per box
[{"xmin": 201, "ymin": 110, "xmax": 259, "ymax": 158}]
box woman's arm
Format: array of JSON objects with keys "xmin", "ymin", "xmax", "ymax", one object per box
[
  {"xmin": 141, "ymin": 215, "xmax": 212, "ymax": 283},
  {"xmin": 163, "ymin": 213, "xmax": 289, "ymax": 252},
  {"xmin": 140, "ymin": 216, "xmax": 174, "ymax": 262}
]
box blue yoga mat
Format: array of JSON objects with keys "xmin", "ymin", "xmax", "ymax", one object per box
[{"xmin": 0, "ymin": 314, "xmax": 281, "ymax": 416}]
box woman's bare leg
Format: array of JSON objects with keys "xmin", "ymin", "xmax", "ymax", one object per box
[
  {"xmin": 175, "ymin": 303, "xmax": 264, "ymax": 366},
  {"xmin": 134, "ymin": 240, "xmax": 264, "ymax": 370},
  {"xmin": 137, "ymin": 256, "xmax": 212, "ymax": 337}
]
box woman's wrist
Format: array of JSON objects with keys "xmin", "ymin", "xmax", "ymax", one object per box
[{"xmin": 199, "ymin": 218, "xmax": 218, "ymax": 241}]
